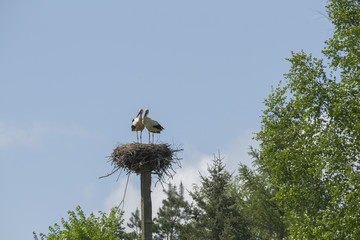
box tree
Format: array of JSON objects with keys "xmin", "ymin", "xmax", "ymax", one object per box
[
  {"xmin": 127, "ymin": 208, "xmax": 141, "ymax": 240},
  {"xmin": 153, "ymin": 183, "xmax": 191, "ymax": 240},
  {"xmin": 237, "ymin": 147, "xmax": 288, "ymax": 239},
  {"xmin": 256, "ymin": 1, "xmax": 360, "ymax": 238},
  {"xmin": 189, "ymin": 154, "xmax": 251, "ymax": 240},
  {"xmin": 33, "ymin": 206, "xmax": 128, "ymax": 240}
]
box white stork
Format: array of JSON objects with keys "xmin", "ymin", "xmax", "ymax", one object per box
[
  {"xmin": 131, "ymin": 109, "xmax": 144, "ymax": 143},
  {"xmin": 142, "ymin": 109, "xmax": 164, "ymax": 144}
]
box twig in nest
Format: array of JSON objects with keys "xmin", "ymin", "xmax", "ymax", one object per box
[
  {"xmin": 106, "ymin": 143, "xmax": 183, "ymax": 183},
  {"xmin": 99, "ymin": 167, "xmax": 121, "ymax": 179},
  {"xmin": 118, "ymin": 173, "xmax": 131, "ymax": 210},
  {"xmin": 100, "ymin": 143, "xmax": 183, "ymax": 207}
]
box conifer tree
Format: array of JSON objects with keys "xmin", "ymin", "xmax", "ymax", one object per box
[
  {"xmin": 237, "ymin": 147, "xmax": 288, "ymax": 239},
  {"xmin": 153, "ymin": 183, "xmax": 191, "ymax": 240},
  {"xmin": 189, "ymin": 154, "xmax": 251, "ymax": 240},
  {"xmin": 127, "ymin": 208, "xmax": 141, "ymax": 239}
]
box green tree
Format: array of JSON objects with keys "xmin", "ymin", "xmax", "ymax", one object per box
[
  {"xmin": 189, "ymin": 154, "xmax": 251, "ymax": 240},
  {"xmin": 237, "ymin": 147, "xmax": 288, "ymax": 239},
  {"xmin": 256, "ymin": 1, "xmax": 360, "ymax": 238},
  {"xmin": 127, "ymin": 208, "xmax": 141, "ymax": 240},
  {"xmin": 153, "ymin": 183, "xmax": 191, "ymax": 240},
  {"xmin": 33, "ymin": 206, "xmax": 128, "ymax": 240}
]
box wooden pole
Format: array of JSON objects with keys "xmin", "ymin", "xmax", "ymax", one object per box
[{"xmin": 141, "ymin": 171, "xmax": 152, "ymax": 240}]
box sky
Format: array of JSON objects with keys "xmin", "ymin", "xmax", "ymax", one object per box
[{"xmin": 0, "ymin": 1, "xmax": 332, "ymax": 239}]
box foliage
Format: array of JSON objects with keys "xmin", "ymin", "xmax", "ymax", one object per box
[
  {"xmin": 33, "ymin": 206, "xmax": 128, "ymax": 240},
  {"xmin": 153, "ymin": 183, "xmax": 192, "ymax": 240},
  {"xmin": 324, "ymin": 0, "xmax": 360, "ymax": 74},
  {"xmin": 127, "ymin": 208, "xmax": 141, "ymax": 240},
  {"xmin": 237, "ymin": 147, "xmax": 288, "ymax": 239},
  {"xmin": 256, "ymin": 0, "xmax": 360, "ymax": 238},
  {"xmin": 189, "ymin": 154, "xmax": 251, "ymax": 240}
]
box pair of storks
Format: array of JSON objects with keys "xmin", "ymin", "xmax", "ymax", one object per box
[{"xmin": 131, "ymin": 109, "xmax": 164, "ymax": 144}]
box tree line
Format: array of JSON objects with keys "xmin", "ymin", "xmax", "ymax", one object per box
[
  {"xmin": 34, "ymin": 0, "xmax": 360, "ymax": 239},
  {"xmin": 34, "ymin": 154, "xmax": 284, "ymax": 240}
]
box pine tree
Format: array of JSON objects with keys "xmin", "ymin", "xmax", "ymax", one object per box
[
  {"xmin": 127, "ymin": 208, "xmax": 141, "ymax": 239},
  {"xmin": 237, "ymin": 147, "xmax": 287, "ymax": 239},
  {"xmin": 189, "ymin": 154, "xmax": 251, "ymax": 240},
  {"xmin": 153, "ymin": 183, "xmax": 191, "ymax": 240}
]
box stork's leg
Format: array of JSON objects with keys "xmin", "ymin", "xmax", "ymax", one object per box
[
  {"xmin": 148, "ymin": 131, "xmax": 151, "ymax": 144},
  {"xmin": 140, "ymin": 131, "xmax": 142, "ymax": 143},
  {"xmin": 136, "ymin": 131, "xmax": 139, "ymax": 142}
]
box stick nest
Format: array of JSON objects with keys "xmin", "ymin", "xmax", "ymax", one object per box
[{"xmin": 105, "ymin": 143, "xmax": 182, "ymax": 182}]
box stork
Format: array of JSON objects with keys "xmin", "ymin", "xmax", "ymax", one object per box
[
  {"xmin": 142, "ymin": 109, "xmax": 164, "ymax": 144},
  {"xmin": 131, "ymin": 109, "xmax": 144, "ymax": 143}
]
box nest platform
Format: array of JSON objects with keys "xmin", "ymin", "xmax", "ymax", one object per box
[{"xmin": 107, "ymin": 143, "xmax": 182, "ymax": 181}]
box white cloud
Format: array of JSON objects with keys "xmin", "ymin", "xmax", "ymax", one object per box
[
  {"xmin": 103, "ymin": 144, "xmax": 213, "ymax": 227},
  {"xmin": 0, "ymin": 121, "xmax": 101, "ymax": 149},
  {"xmin": 105, "ymin": 176, "xmax": 141, "ymax": 225},
  {"xmin": 151, "ymin": 148, "xmax": 213, "ymax": 210},
  {"xmin": 103, "ymin": 130, "xmax": 258, "ymax": 226},
  {"xmin": 0, "ymin": 122, "xmax": 28, "ymax": 148},
  {"xmin": 222, "ymin": 129, "xmax": 259, "ymax": 171}
]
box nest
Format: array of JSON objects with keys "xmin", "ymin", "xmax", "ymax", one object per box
[{"xmin": 103, "ymin": 143, "xmax": 183, "ymax": 183}]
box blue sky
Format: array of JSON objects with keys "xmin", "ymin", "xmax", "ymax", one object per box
[{"xmin": 0, "ymin": 1, "xmax": 331, "ymax": 239}]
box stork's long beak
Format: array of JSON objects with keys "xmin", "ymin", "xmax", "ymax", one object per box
[{"xmin": 137, "ymin": 110, "xmax": 143, "ymax": 117}]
